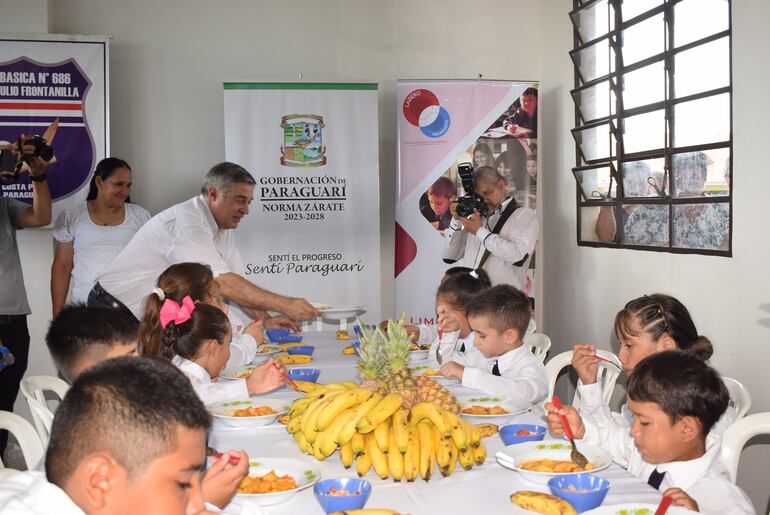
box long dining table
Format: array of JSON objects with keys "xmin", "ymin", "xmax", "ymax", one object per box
[{"xmin": 209, "ymin": 329, "xmax": 663, "ymax": 514}]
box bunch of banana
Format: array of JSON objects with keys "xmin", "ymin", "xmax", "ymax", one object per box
[
  {"xmin": 277, "ymin": 354, "xmax": 312, "ymax": 365},
  {"xmin": 342, "ymin": 345, "xmax": 357, "ymax": 356},
  {"xmin": 285, "ymin": 386, "xmax": 488, "ymax": 481}
]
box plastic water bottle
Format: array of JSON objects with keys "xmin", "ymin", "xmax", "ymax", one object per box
[{"xmin": 0, "ymin": 345, "xmax": 14, "ymax": 372}]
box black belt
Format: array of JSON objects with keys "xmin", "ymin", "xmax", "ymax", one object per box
[{"xmin": 88, "ymin": 282, "xmax": 139, "ymax": 324}]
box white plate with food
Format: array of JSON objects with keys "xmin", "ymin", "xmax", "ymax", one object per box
[
  {"xmin": 233, "ymin": 457, "xmax": 321, "ymax": 506},
  {"xmin": 208, "ymin": 398, "xmax": 289, "ymax": 428},
  {"xmin": 584, "ymin": 503, "xmax": 694, "ymax": 514},
  {"xmin": 411, "ymin": 364, "xmax": 458, "ymax": 386},
  {"xmin": 318, "ymin": 306, "xmax": 365, "ymax": 321},
  {"xmin": 495, "ymin": 439, "xmax": 613, "ymax": 484},
  {"xmin": 457, "ymin": 394, "xmax": 531, "ymax": 426},
  {"xmin": 218, "ymin": 365, "xmax": 257, "ymax": 381}
]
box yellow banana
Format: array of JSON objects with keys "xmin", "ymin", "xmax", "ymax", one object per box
[
  {"xmin": 356, "ymin": 444, "xmax": 372, "ymax": 477},
  {"xmin": 351, "ymin": 432, "xmax": 366, "ymax": 455},
  {"xmin": 317, "ymin": 388, "xmax": 372, "ymax": 431},
  {"xmin": 391, "ymin": 408, "xmax": 409, "ymax": 454},
  {"xmin": 356, "ymin": 393, "xmax": 403, "ymax": 434},
  {"xmin": 403, "ymin": 424, "xmax": 420, "ymax": 482},
  {"xmin": 458, "ymin": 446, "xmax": 474, "ymax": 471},
  {"xmin": 286, "ymin": 412, "xmax": 304, "ymax": 434},
  {"xmin": 303, "ymin": 395, "xmax": 338, "ymax": 443},
  {"xmin": 297, "ymin": 432, "xmax": 311, "ymax": 454},
  {"xmin": 318, "ymin": 407, "xmax": 357, "ymax": 457},
  {"xmin": 387, "ymin": 430, "xmax": 404, "ymax": 481},
  {"xmin": 416, "ymin": 421, "xmax": 435, "ymax": 481},
  {"xmin": 324, "ymin": 382, "xmax": 352, "ymax": 391},
  {"xmin": 292, "ymin": 379, "xmax": 321, "ymax": 393},
  {"xmin": 465, "ymin": 420, "xmax": 481, "ymax": 449},
  {"xmin": 337, "ymin": 392, "xmax": 383, "ymax": 445},
  {"xmin": 342, "ymin": 345, "xmax": 357, "ymax": 355},
  {"xmin": 339, "ymin": 440, "xmax": 355, "ymax": 469},
  {"xmin": 445, "ymin": 439, "xmax": 458, "ymax": 476},
  {"xmin": 442, "ymin": 409, "xmax": 468, "ymax": 451},
  {"xmin": 313, "ymin": 441, "xmax": 327, "ymax": 461},
  {"xmin": 409, "ymin": 402, "xmax": 451, "ymax": 436},
  {"xmin": 341, "ymin": 381, "xmax": 359, "ymax": 389},
  {"xmin": 475, "ymin": 423, "xmax": 498, "ymax": 439},
  {"xmin": 367, "ymin": 431, "xmax": 390, "ymax": 479},
  {"xmin": 289, "ymin": 396, "xmax": 312, "ymax": 417},
  {"xmin": 374, "ymin": 419, "xmax": 390, "ymax": 453},
  {"xmin": 473, "ymin": 442, "xmax": 487, "ymax": 465},
  {"xmin": 433, "ymin": 426, "xmax": 451, "ymax": 473}
]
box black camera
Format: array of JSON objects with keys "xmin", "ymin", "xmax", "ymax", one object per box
[
  {"xmin": 21, "ymin": 135, "xmax": 54, "ymax": 163},
  {"xmin": 455, "ymin": 163, "xmax": 485, "ymax": 218}
]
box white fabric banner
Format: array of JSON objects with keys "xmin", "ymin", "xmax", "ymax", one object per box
[
  {"xmin": 0, "ymin": 35, "xmax": 109, "ymax": 222},
  {"xmin": 224, "ymin": 83, "xmax": 381, "ymax": 321},
  {"xmin": 395, "ymin": 80, "xmax": 540, "ymax": 325}
]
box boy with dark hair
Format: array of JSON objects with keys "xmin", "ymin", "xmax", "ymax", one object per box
[
  {"xmin": 439, "ymin": 284, "xmax": 547, "ymax": 404},
  {"xmin": 0, "ymin": 357, "xmax": 216, "ymax": 514},
  {"xmin": 546, "ymin": 351, "xmax": 755, "ymax": 514},
  {"xmin": 45, "ymin": 304, "xmax": 139, "ymax": 382}
]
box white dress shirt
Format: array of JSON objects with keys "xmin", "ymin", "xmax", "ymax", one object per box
[
  {"xmin": 226, "ymin": 309, "xmax": 259, "ymax": 369},
  {"xmin": 427, "ymin": 330, "xmax": 480, "ymax": 367},
  {"xmin": 0, "ymin": 471, "xmax": 84, "ymax": 514},
  {"xmin": 580, "ymin": 414, "xmax": 756, "ymax": 515},
  {"xmin": 173, "ymin": 355, "xmax": 249, "ymax": 405},
  {"xmin": 98, "ymin": 195, "xmax": 243, "ymax": 318},
  {"xmin": 443, "ymin": 198, "xmax": 539, "ymax": 288},
  {"xmin": 451, "ymin": 343, "xmax": 547, "ymax": 405},
  {"xmin": 415, "ymin": 323, "xmax": 438, "ymax": 345}
]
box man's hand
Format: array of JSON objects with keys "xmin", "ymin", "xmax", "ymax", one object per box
[
  {"xmin": 662, "ymin": 488, "xmax": 699, "ymax": 512},
  {"xmin": 460, "ymin": 208, "xmax": 483, "ymax": 235},
  {"xmin": 280, "ymin": 297, "xmax": 322, "ymax": 321},
  {"xmin": 439, "ymin": 361, "xmax": 464, "ymax": 380},
  {"xmin": 264, "ymin": 316, "xmax": 300, "ymax": 332},
  {"xmin": 449, "ymin": 195, "xmax": 460, "ymax": 220},
  {"xmin": 19, "ymin": 135, "xmax": 51, "ymax": 177},
  {"xmin": 201, "ymin": 450, "xmax": 249, "ymax": 508}
]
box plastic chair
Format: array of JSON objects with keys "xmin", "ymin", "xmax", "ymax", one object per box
[
  {"xmin": 721, "ymin": 376, "xmax": 752, "ymax": 420},
  {"xmin": 523, "ymin": 333, "xmax": 551, "ymax": 363},
  {"xmin": 544, "ymin": 350, "xmax": 622, "ymax": 407},
  {"xmin": 719, "ymin": 411, "xmax": 770, "ymax": 483},
  {"xmin": 19, "ymin": 375, "xmax": 69, "ymax": 447},
  {"xmin": 0, "ymin": 411, "xmax": 45, "ymax": 470}
]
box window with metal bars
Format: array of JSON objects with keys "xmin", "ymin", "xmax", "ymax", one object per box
[{"xmin": 570, "ymin": 0, "xmax": 732, "ymax": 255}]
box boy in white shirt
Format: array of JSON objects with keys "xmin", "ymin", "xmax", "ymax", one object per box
[
  {"xmin": 546, "ymin": 350, "xmax": 755, "ymax": 514},
  {"xmin": 439, "ymin": 284, "xmax": 547, "ymax": 405},
  {"xmin": 0, "ymin": 357, "xmax": 218, "ymax": 514}
]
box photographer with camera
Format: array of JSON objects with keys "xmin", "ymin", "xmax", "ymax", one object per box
[
  {"xmin": 0, "ymin": 135, "xmax": 52, "ymax": 460},
  {"xmin": 443, "ymin": 165, "xmax": 538, "ymax": 290}
]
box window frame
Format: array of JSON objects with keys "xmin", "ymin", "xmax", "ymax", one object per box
[{"xmin": 570, "ymin": 0, "xmax": 733, "ymax": 256}]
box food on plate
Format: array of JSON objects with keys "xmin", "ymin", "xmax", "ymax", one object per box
[
  {"xmin": 408, "ymin": 342, "xmax": 429, "ymax": 351},
  {"xmin": 519, "ymin": 459, "xmax": 595, "ymax": 473},
  {"xmin": 324, "ymin": 487, "xmax": 362, "ymax": 496},
  {"xmin": 342, "ymin": 345, "xmax": 357, "ymax": 355},
  {"xmin": 509, "ymin": 490, "xmax": 577, "ymax": 515},
  {"xmin": 616, "ymin": 510, "xmax": 652, "ymax": 515},
  {"xmin": 231, "ymin": 405, "xmax": 278, "ymax": 417},
  {"xmin": 277, "ymin": 354, "xmax": 313, "ymax": 365},
  {"xmin": 229, "ymin": 368, "xmax": 255, "ymax": 379},
  {"xmin": 475, "ymin": 423, "xmax": 499, "ymax": 438},
  {"xmin": 336, "ymin": 330, "xmax": 350, "ymax": 340},
  {"xmin": 256, "ymin": 345, "xmax": 272, "ymax": 353},
  {"xmin": 277, "ymin": 414, "xmax": 289, "ymax": 425},
  {"xmin": 419, "ymin": 368, "xmax": 439, "ymax": 377},
  {"xmin": 461, "ymin": 405, "xmax": 510, "ymax": 416},
  {"xmin": 237, "ymin": 470, "xmax": 297, "ymax": 494},
  {"xmin": 516, "ymin": 429, "xmax": 534, "ymax": 436}
]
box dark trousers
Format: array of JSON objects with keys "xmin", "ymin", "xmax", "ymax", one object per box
[
  {"xmin": 0, "ymin": 315, "xmax": 29, "ymax": 456},
  {"xmin": 87, "ymin": 282, "xmax": 139, "ymax": 325}
]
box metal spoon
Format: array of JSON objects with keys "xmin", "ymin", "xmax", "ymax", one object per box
[{"xmin": 551, "ymin": 395, "xmax": 589, "ymax": 469}]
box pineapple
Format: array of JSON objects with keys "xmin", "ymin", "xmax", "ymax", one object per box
[{"xmin": 357, "ymin": 324, "xmax": 387, "ymax": 395}]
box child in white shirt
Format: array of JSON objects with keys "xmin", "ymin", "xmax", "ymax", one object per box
[
  {"xmin": 440, "ymin": 284, "xmax": 547, "ymax": 405},
  {"xmin": 546, "ymin": 350, "xmax": 755, "ymax": 515}
]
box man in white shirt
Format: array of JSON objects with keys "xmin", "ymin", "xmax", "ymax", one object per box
[
  {"xmin": 91, "ymin": 162, "xmax": 319, "ymax": 325},
  {"xmin": 546, "ymin": 351, "xmax": 755, "ymax": 515},
  {"xmin": 443, "ymin": 166, "xmax": 538, "ymax": 289},
  {"xmin": 0, "ymin": 357, "xmax": 215, "ymax": 515}
]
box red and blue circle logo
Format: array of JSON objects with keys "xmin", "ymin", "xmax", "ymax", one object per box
[{"xmin": 402, "ymin": 89, "xmax": 450, "ymax": 138}]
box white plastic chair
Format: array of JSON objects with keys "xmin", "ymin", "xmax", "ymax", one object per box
[
  {"xmin": 523, "ymin": 333, "xmax": 551, "ymax": 363},
  {"xmin": 19, "ymin": 375, "xmax": 69, "ymax": 447},
  {"xmin": 0, "ymin": 411, "xmax": 45, "ymax": 470},
  {"xmin": 721, "ymin": 376, "xmax": 752, "ymax": 420},
  {"xmin": 719, "ymin": 412, "xmax": 770, "ymax": 483},
  {"xmin": 544, "ymin": 350, "xmax": 622, "ymax": 407}
]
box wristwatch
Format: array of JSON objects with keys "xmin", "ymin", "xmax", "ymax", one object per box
[{"xmin": 30, "ymin": 172, "xmax": 47, "ymax": 182}]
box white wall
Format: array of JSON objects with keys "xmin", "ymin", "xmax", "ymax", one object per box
[{"xmin": 538, "ymin": 0, "xmax": 770, "ymax": 510}]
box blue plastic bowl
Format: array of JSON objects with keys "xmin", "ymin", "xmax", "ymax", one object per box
[
  {"xmin": 499, "ymin": 424, "xmax": 547, "ymax": 445},
  {"xmin": 265, "ymin": 328, "xmax": 291, "ymax": 340},
  {"xmin": 287, "ymin": 345, "xmax": 315, "ymax": 356},
  {"xmin": 287, "ymin": 368, "xmax": 321, "ymax": 383},
  {"xmin": 548, "ymin": 473, "xmax": 610, "ymax": 513},
  {"xmin": 313, "ymin": 478, "xmax": 371, "ymax": 514},
  {"xmin": 270, "ymin": 334, "xmax": 303, "ymax": 344}
]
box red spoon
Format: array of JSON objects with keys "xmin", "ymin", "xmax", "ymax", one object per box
[
  {"xmin": 594, "ymin": 353, "xmax": 621, "ymax": 369},
  {"xmin": 654, "ymin": 495, "xmax": 674, "ymax": 515},
  {"xmin": 213, "ymin": 452, "xmax": 241, "ymax": 465},
  {"xmin": 551, "ymin": 396, "xmax": 589, "ymax": 469}
]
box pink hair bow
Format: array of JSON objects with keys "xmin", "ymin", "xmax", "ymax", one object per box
[{"xmin": 159, "ymin": 295, "xmax": 196, "ymax": 329}]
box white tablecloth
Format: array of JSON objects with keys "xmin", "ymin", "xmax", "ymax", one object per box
[{"xmin": 210, "ymin": 330, "xmax": 662, "ymax": 514}]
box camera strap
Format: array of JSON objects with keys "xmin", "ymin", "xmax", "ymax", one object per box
[{"xmin": 476, "ymin": 198, "xmax": 528, "ymax": 270}]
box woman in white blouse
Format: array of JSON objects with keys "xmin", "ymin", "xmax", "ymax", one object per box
[{"xmin": 50, "ymin": 158, "xmax": 150, "ymax": 315}]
